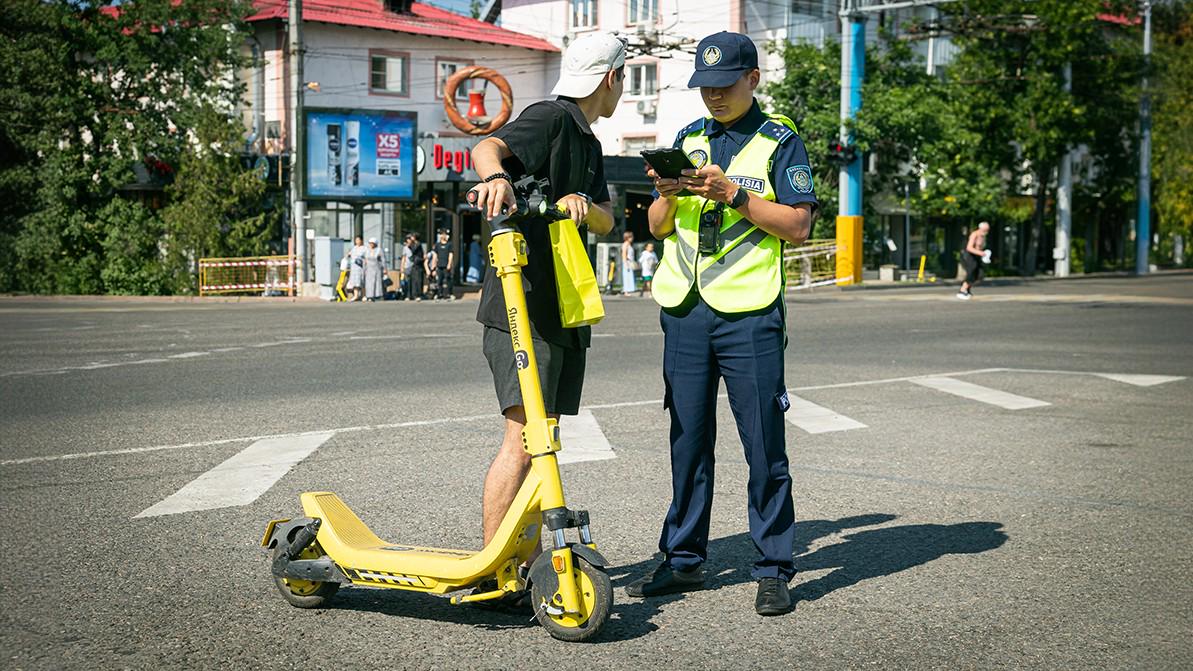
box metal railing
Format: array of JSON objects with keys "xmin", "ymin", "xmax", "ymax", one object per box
[
  {"xmin": 785, "ymin": 239, "xmax": 838, "ymax": 290},
  {"xmin": 198, "ymin": 256, "xmax": 295, "ymax": 297}
]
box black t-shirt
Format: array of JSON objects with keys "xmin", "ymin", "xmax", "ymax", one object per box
[
  {"xmin": 409, "ymin": 244, "xmax": 424, "ymax": 266},
  {"xmin": 433, "ymin": 242, "xmax": 452, "ymax": 268},
  {"xmin": 475, "ymin": 98, "xmax": 610, "ymax": 350}
]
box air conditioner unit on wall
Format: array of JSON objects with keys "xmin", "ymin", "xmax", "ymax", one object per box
[{"xmin": 636, "ymin": 100, "xmax": 657, "ymax": 116}]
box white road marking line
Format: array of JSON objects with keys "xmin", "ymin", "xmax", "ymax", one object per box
[
  {"xmin": 5, "ymin": 367, "xmax": 1180, "ymax": 467},
  {"xmin": 785, "ymin": 395, "xmax": 867, "ymax": 434},
  {"xmin": 134, "ymin": 432, "xmax": 335, "ymax": 518},
  {"xmin": 557, "ymin": 409, "xmax": 616, "ymax": 464},
  {"xmin": 1093, "ymin": 373, "xmax": 1186, "ymax": 387},
  {"xmin": 910, "ymin": 376, "xmax": 1050, "ymax": 410},
  {"xmin": 168, "ymin": 352, "xmax": 209, "ymax": 359}
]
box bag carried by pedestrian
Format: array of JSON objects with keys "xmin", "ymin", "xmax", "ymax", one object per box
[{"xmin": 549, "ymin": 218, "xmax": 604, "ymax": 327}]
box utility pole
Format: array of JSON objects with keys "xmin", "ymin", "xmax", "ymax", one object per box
[
  {"xmin": 1136, "ymin": 0, "xmax": 1152, "ymax": 275},
  {"xmin": 1055, "ymin": 61, "xmax": 1073, "ymax": 277},
  {"xmin": 289, "ymin": 0, "xmax": 306, "ymax": 292},
  {"xmin": 836, "ymin": 0, "xmax": 866, "ymax": 285}
]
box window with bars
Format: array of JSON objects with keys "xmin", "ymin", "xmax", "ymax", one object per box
[
  {"xmin": 627, "ymin": 62, "xmax": 657, "ymax": 98},
  {"xmin": 628, "ymin": 0, "xmax": 657, "ymax": 24},
  {"xmin": 437, "ymin": 59, "xmax": 474, "ymax": 100},
  {"xmin": 570, "ymin": 0, "xmax": 597, "ymax": 29},
  {"xmin": 370, "ymin": 53, "xmax": 408, "ymax": 95}
]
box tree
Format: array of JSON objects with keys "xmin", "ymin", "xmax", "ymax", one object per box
[
  {"xmin": 1153, "ymin": 0, "xmax": 1193, "ymax": 263},
  {"xmin": 0, "ymin": 0, "xmax": 259, "ymax": 294},
  {"xmin": 939, "ymin": 0, "xmax": 1140, "ymax": 274}
]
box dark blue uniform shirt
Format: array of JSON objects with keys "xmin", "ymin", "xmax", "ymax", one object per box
[{"xmin": 661, "ymin": 100, "xmax": 818, "ymax": 212}]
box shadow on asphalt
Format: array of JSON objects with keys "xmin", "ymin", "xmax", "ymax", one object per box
[
  {"xmin": 313, "ymin": 514, "xmax": 1007, "ymax": 642},
  {"xmin": 601, "ymin": 514, "xmax": 1007, "ymax": 642}
]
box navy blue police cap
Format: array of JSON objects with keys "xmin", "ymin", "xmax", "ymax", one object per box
[{"xmin": 688, "ymin": 32, "xmax": 759, "ymax": 88}]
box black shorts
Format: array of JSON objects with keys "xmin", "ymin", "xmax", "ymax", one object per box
[
  {"xmin": 482, "ymin": 326, "xmax": 586, "ymax": 416},
  {"xmin": 962, "ymin": 253, "xmax": 983, "ymax": 282}
]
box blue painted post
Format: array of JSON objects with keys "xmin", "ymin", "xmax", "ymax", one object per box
[
  {"xmin": 836, "ymin": 10, "xmax": 865, "ymax": 284},
  {"xmin": 1136, "ymin": 1, "xmax": 1152, "ymax": 274}
]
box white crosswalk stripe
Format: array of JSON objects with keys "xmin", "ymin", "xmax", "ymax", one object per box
[
  {"xmin": 910, "ymin": 376, "xmax": 1050, "ymax": 410},
  {"xmin": 1093, "ymin": 373, "xmax": 1186, "ymax": 387},
  {"xmin": 135, "ymin": 432, "xmax": 334, "ymax": 518},
  {"xmin": 557, "ymin": 409, "xmax": 616, "ymax": 464},
  {"xmin": 786, "ymin": 394, "xmax": 868, "ymax": 434}
]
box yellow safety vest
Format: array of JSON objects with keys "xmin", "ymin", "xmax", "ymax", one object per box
[{"xmin": 652, "ymin": 113, "xmax": 797, "ymax": 313}]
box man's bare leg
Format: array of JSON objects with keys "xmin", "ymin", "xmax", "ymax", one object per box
[{"xmin": 482, "ymin": 405, "xmax": 555, "ymax": 563}]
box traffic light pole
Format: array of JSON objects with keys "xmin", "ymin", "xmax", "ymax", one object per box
[
  {"xmin": 836, "ymin": 6, "xmax": 865, "ymax": 285},
  {"xmin": 289, "ymin": 0, "xmax": 306, "ymax": 292},
  {"xmin": 1136, "ymin": 0, "xmax": 1152, "ymax": 275}
]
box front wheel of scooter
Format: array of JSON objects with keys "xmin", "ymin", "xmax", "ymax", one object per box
[
  {"xmin": 272, "ymin": 545, "xmax": 339, "ymax": 608},
  {"xmin": 531, "ymin": 556, "xmax": 612, "ymax": 643}
]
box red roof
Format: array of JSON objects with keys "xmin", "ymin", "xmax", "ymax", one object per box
[{"xmin": 248, "ymin": 0, "xmax": 558, "ymax": 52}]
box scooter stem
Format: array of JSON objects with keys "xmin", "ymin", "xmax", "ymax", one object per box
[{"xmin": 488, "ymin": 226, "xmax": 583, "ymax": 615}]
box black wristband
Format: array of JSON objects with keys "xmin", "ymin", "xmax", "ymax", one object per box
[
  {"xmin": 729, "ymin": 186, "xmax": 750, "ymax": 209},
  {"xmin": 483, "ymin": 171, "xmax": 513, "ymax": 184}
]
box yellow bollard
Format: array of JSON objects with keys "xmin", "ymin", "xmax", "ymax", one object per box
[
  {"xmin": 917, "ymin": 255, "xmax": 926, "ymax": 282},
  {"xmin": 835, "ymin": 215, "xmax": 864, "ymax": 285}
]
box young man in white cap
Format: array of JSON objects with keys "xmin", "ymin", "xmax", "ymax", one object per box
[{"xmin": 467, "ymin": 31, "xmax": 622, "ymax": 607}]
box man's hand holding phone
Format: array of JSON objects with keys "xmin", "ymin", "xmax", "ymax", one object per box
[{"xmin": 649, "ymin": 167, "xmax": 686, "ymax": 200}]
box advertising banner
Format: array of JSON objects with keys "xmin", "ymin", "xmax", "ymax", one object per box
[
  {"xmin": 304, "ymin": 109, "xmax": 417, "ymax": 201},
  {"xmin": 416, "ymin": 137, "xmax": 480, "ymax": 182}
]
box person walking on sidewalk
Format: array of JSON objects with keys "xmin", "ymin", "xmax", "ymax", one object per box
[
  {"xmin": 957, "ymin": 221, "xmax": 991, "ymax": 300},
  {"xmin": 639, "ymin": 242, "xmax": 658, "ymax": 297},
  {"xmin": 432, "ymin": 229, "xmax": 455, "ymax": 300},
  {"xmin": 626, "ymin": 31, "xmax": 816, "ymax": 616},
  {"xmin": 621, "ymin": 230, "xmax": 638, "ymax": 295}
]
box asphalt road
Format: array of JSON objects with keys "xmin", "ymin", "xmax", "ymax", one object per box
[{"xmin": 1, "ymin": 273, "xmax": 1191, "ymax": 670}]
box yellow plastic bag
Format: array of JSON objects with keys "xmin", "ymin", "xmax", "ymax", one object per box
[{"xmin": 549, "ymin": 218, "xmax": 605, "ymax": 327}]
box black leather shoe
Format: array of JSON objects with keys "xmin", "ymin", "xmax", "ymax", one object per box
[
  {"xmin": 626, "ymin": 563, "xmax": 705, "ymax": 598},
  {"xmin": 754, "ymin": 577, "xmax": 792, "ymax": 616}
]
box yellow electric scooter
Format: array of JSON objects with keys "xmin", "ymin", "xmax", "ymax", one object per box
[{"xmin": 261, "ymin": 178, "xmax": 612, "ymax": 642}]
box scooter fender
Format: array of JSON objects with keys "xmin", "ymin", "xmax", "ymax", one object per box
[
  {"xmin": 262, "ymin": 517, "xmax": 316, "ymax": 550},
  {"xmin": 528, "ymin": 544, "xmax": 611, "ymax": 597}
]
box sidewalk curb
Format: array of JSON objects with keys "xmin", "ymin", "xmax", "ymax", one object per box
[{"xmin": 834, "ymin": 268, "xmax": 1193, "ymax": 293}]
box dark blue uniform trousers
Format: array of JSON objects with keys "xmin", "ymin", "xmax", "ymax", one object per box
[{"xmin": 659, "ymin": 297, "xmax": 795, "ymax": 581}]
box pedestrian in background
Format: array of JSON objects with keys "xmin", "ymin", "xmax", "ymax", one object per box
[
  {"xmin": 400, "ymin": 234, "xmax": 414, "ymax": 299},
  {"xmin": 347, "ymin": 235, "xmax": 366, "ymax": 301},
  {"xmin": 957, "ymin": 221, "xmax": 991, "ymax": 300},
  {"xmin": 628, "ymin": 31, "xmax": 816, "ymax": 617},
  {"xmin": 639, "ymin": 241, "xmax": 658, "ymax": 297},
  {"xmin": 407, "ymin": 234, "xmax": 425, "ymax": 301},
  {"xmin": 433, "ymin": 229, "xmax": 455, "ymax": 300},
  {"xmin": 363, "ymin": 237, "xmax": 387, "ymax": 302},
  {"xmin": 621, "ymin": 230, "xmax": 638, "ymax": 295},
  {"xmin": 466, "ymin": 233, "xmax": 484, "ymax": 283}
]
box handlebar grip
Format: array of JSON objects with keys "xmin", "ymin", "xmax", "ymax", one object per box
[{"xmin": 466, "ymin": 189, "xmax": 478, "ymax": 205}]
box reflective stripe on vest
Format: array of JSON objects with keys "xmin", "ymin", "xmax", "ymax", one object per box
[{"xmin": 652, "ymin": 114, "xmax": 795, "ymax": 313}]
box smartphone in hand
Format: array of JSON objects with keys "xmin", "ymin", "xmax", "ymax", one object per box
[{"xmin": 642, "ymin": 148, "xmax": 697, "ymax": 197}]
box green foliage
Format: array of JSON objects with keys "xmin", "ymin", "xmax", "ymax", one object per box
[
  {"xmin": 1153, "ymin": 1, "xmax": 1193, "ymax": 244},
  {"xmin": 0, "ymin": 0, "xmax": 263, "ymax": 295}
]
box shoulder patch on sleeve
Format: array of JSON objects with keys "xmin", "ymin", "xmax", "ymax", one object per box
[{"xmin": 758, "ymin": 120, "xmax": 795, "ymax": 145}]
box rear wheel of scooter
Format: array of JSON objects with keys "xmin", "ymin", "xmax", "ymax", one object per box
[
  {"xmin": 272, "ymin": 544, "xmax": 339, "ymax": 608},
  {"xmin": 531, "ymin": 557, "xmax": 612, "ymax": 642}
]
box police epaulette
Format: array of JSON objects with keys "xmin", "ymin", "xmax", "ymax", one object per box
[
  {"xmin": 758, "ymin": 120, "xmax": 795, "ymax": 145},
  {"xmin": 679, "ymin": 118, "xmax": 708, "ymax": 137}
]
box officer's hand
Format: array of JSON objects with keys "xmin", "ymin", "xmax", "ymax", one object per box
[
  {"xmin": 682, "ymin": 166, "xmax": 736, "ymax": 204},
  {"xmin": 647, "ymin": 167, "xmax": 684, "ymax": 199},
  {"xmin": 557, "ymin": 193, "xmax": 590, "ymax": 224},
  {"xmin": 470, "ymin": 179, "xmax": 516, "ymax": 220}
]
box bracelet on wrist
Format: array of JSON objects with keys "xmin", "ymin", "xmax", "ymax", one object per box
[
  {"xmin": 729, "ymin": 186, "xmax": 749, "ymax": 209},
  {"xmin": 483, "ymin": 171, "xmax": 513, "ymax": 184},
  {"xmin": 575, "ymin": 192, "xmax": 592, "ymax": 205}
]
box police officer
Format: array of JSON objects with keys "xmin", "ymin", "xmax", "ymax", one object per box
[{"xmin": 626, "ymin": 32, "xmax": 816, "ymax": 616}]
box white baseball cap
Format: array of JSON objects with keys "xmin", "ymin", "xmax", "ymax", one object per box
[
  {"xmin": 368, "ymin": 237, "xmax": 377, "ymax": 244},
  {"xmin": 550, "ymin": 32, "xmax": 627, "ymax": 98}
]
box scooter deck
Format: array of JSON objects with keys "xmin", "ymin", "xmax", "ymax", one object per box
[{"xmin": 301, "ymin": 477, "xmax": 543, "ymax": 593}]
